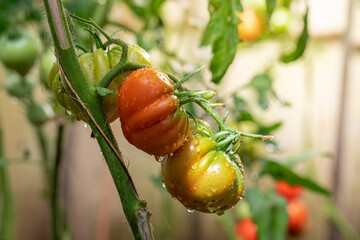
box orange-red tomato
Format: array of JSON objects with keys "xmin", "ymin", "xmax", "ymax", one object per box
[
  {"xmin": 237, "ymin": 8, "xmax": 264, "ymax": 42},
  {"xmin": 161, "ymin": 120, "xmax": 244, "ymax": 214},
  {"xmin": 118, "ymin": 67, "xmax": 189, "ymax": 156},
  {"xmin": 287, "ymin": 199, "xmax": 308, "ymax": 235},
  {"xmin": 276, "ymin": 180, "xmax": 303, "ymax": 201},
  {"xmin": 235, "ymin": 218, "xmax": 259, "ymax": 240}
]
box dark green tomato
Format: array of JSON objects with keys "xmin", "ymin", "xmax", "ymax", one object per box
[
  {"xmin": 161, "ymin": 121, "xmax": 244, "ymax": 215},
  {"xmin": 4, "ymin": 71, "xmax": 34, "ymax": 98},
  {"xmin": 40, "ymin": 49, "xmax": 56, "ymax": 89},
  {"xmin": 0, "ymin": 30, "xmax": 41, "ymax": 76},
  {"xmin": 27, "ymin": 101, "xmax": 54, "ymax": 126},
  {"xmin": 49, "ymin": 44, "xmax": 153, "ymax": 122}
]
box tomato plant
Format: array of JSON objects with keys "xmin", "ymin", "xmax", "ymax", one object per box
[
  {"xmin": 161, "ymin": 120, "xmax": 244, "ymax": 214},
  {"xmin": 49, "ymin": 44, "xmax": 153, "ymax": 122},
  {"xmin": 118, "ymin": 67, "xmax": 189, "ymax": 156},
  {"xmin": 26, "ymin": 101, "xmax": 54, "ymax": 126},
  {"xmin": 287, "ymin": 199, "xmax": 308, "ymax": 235},
  {"xmin": 276, "ymin": 180, "xmax": 303, "ymax": 201},
  {"xmin": 4, "ymin": 71, "xmax": 34, "ymax": 98},
  {"xmin": 0, "ymin": 30, "xmax": 41, "ymax": 76},
  {"xmin": 235, "ymin": 218, "xmax": 259, "ymax": 240},
  {"xmin": 40, "ymin": 48, "xmax": 56, "ymax": 89},
  {"xmin": 237, "ymin": 8, "xmax": 264, "ymax": 42}
]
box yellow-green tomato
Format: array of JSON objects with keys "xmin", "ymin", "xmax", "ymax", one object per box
[
  {"xmin": 269, "ymin": 7, "xmax": 292, "ymax": 34},
  {"xmin": 48, "ymin": 44, "xmax": 153, "ymax": 122},
  {"xmin": 161, "ymin": 128, "xmax": 244, "ymax": 214}
]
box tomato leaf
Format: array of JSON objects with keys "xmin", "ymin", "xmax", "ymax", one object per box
[
  {"xmin": 201, "ymin": 0, "xmax": 242, "ymax": 84},
  {"xmin": 261, "ymin": 159, "xmax": 331, "ymax": 196},
  {"xmin": 248, "ymin": 73, "xmax": 273, "ymax": 110},
  {"xmin": 281, "ymin": 10, "xmax": 309, "ymax": 63},
  {"xmin": 286, "ymin": 150, "xmax": 332, "ymax": 169},
  {"xmin": 246, "ymin": 188, "xmax": 288, "ymax": 240},
  {"xmin": 94, "ymin": 86, "xmax": 114, "ymax": 97},
  {"xmin": 266, "ymin": 0, "xmax": 277, "ymax": 19},
  {"xmin": 233, "ymin": 95, "xmax": 254, "ymax": 121}
]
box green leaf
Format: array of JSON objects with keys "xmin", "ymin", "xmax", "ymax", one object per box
[
  {"xmin": 286, "ymin": 150, "xmax": 332, "ymax": 169},
  {"xmin": 261, "ymin": 159, "xmax": 331, "ymax": 196},
  {"xmin": 258, "ymin": 122, "xmax": 282, "ymax": 135},
  {"xmin": 94, "ymin": 86, "xmax": 114, "ymax": 97},
  {"xmin": 266, "ymin": 0, "xmax": 277, "ymax": 19},
  {"xmin": 150, "ymin": 0, "xmax": 166, "ymax": 15},
  {"xmin": 248, "ymin": 73, "xmax": 273, "ymax": 110},
  {"xmin": 201, "ymin": 0, "xmax": 242, "ymax": 84},
  {"xmin": 233, "ymin": 95, "xmax": 254, "ymax": 121},
  {"xmin": 246, "ymin": 188, "xmax": 288, "ymax": 240},
  {"xmin": 281, "ymin": 10, "xmax": 309, "ymax": 63}
]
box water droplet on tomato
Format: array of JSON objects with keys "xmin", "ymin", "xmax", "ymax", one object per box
[
  {"xmin": 83, "ymin": 123, "xmax": 89, "ymax": 128},
  {"xmin": 195, "ymin": 146, "xmax": 200, "ymax": 152},
  {"xmin": 156, "ymin": 89, "xmax": 160, "ymax": 94},
  {"xmin": 155, "ymin": 156, "xmax": 165, "ymax": 162},
  {"xmin": 193, "ymin": 137, "xmax": 199, "ymax": 145},
  {"xmin": 187, "ymin": 209, "xmax": 195, "ymax": 213},
  {"xmin": 206, "ymin": 190, "xmax": 212, "ymax": 197},
  {"xmin": 216, "ymin": 210, "xmax": 224, "ymax": 216},
  {"xmin": 66, "ymin": 110, "xmax": 72, "ymax": 115},
  {"xmin": 148, "ymin": 81, "xmax": 155, "ymax": 87},
  {"xmin": 153, "ymin": 102, "xmax": 158, "ymax": 106},
  {"xmin": 189, "ymin": 144, "xmax": 195, "ymax": 152},
  {"xmin": 162, "ymin": 182, "xmax": 166, "ymax": 188}
]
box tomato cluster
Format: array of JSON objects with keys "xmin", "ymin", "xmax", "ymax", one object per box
[{"xmin": 117, "ymin": 66, "xmax": 244, "ymax": 214}]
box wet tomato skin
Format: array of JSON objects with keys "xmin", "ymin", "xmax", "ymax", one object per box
[
  {"xmin": 161, "ymin": 121, "xmax": 244, "ymax": 214},
  {"xmin": 118, "ymin": 67, "xmax": 189, "ymax": 156}
]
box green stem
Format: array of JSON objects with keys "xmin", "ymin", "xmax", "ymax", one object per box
[
  {"xmin": 35, "ymin": 127, "xmax": 51, "ymax": 181},
  {"xmin": 51, "ymin": 124, "xmax": 65, "ymax": 240},
  {"xmin": 44, "ymin": 1, "xmax": 153, "ymax": 239},
  {"xmin": 0, "ymin": 121, "xmax": 13, "ymax": 240}
]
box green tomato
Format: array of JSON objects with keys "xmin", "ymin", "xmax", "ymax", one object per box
[
  {"xmin": 40, "ymin": 49, "xmax": 56, "ymax": 89},
  {"xmin": 27, "ymin": 101, "xmax": 54, "ymax": 126},
  {"xmin": 269, "ymin": 7, "xmax": 292, "ymax": 34},
  {"xmin": 161, "ymin": 120, "xmax": 244, "ymax": 215},
  {"xmin": 49, "ymin": 44, "xmax": 154, "ymax": 122},
  {"xmin": 0, "ymin": 30, "xmax": 41, "ymax": 76},
  {"xmin": 4, "ymin": 71, "xmax": 34, "ymax": 98}
]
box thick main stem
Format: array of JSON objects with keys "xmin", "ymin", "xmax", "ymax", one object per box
[{"xmin": 43, "ymin": 0, "xmax": 153, "ymax": 239}]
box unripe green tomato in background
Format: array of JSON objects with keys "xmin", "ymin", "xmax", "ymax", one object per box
[
  {"xmin": 4, "ymin": 71, "xmax": 34, "ymax": 98},
  {"xmin": 269, "ymin": 7, "xmax": 292, "ymax": 34},
  {"xmin": 49, "ymin": 44, "xmax": 154, "ymax": 122},
  {"xmin": 161, "ymin": 120, "xmax": 244, "ymax": 214},
  {"xmin": 27, "ymin": 101, "xmax": 54, "ymax": 126},
  {"xmin": 0, "ymin": 30, "xmax": 41, "ymax": 76}
]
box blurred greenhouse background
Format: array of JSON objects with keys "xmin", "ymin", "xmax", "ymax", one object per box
[{"xmin": 0, "ymin": 0, "xmax": 360, "ymax": 239}]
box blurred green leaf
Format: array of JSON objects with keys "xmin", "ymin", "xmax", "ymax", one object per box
[
  {"xmin": 261, "ymin": 159, "xmax": 331, "ymax": 196},
  {"xmin": 324, "ymin": 200, "xmax": 360, "ymax": 240},
  {"xmin": 64, "ymin": 0, "xmax": 99, "ymax": 19},
  {"xmin": 286, "ymin": 150, "xmax": 332, "ymax": 169},
  {"xmin": 258, "ymin": 122, "xmax": 282, "ymax": 135},
  {"xmin": 124, "ymin": 0, "xmax": 147, "ymax": 19},
  {"xmin": 246, "ymin": 188, "xmax": 288, "ymax": 240},
  {"xmin": 281, "ymin": 10, "xmax": 308, "ymax": 63},
  {"xmin": 233, "ymin": 95, "xmax": 254, "ymax": 121},
  {"xmin": 266, "ymin": 0, "xmax": 276, "ymax": 19},
  {"xmin": 201, "ymin": 0, "xmax": 242, "ymax": 84},
  {"xmin": 150, "ymin": 0, "xmax": 166, "ymax": 15},
  {"xmin": 248, "ymin": 73, "xmax": 273, "ymax": 110},
  {"xmin": 150, "ymin": 174, "xmax": 164, "ymax": 190}
]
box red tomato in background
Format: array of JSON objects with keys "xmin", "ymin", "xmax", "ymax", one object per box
[
  {"xmin": 118, "ymin": 67, "xmax": 189, "ymax": 156},
  {"xmin": 235, "ymin": 218, "xmax": 259, "ymax": 240},
  {"xmin": 276, "ymin": 180, "xmax": 303, "ymax": 201},
  {"xmin": 287, "ymin": 199, "xmax": 308, "ymax": 235}
]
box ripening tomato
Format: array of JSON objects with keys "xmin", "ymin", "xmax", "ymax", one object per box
[
  {"xmin": 235, "ymin": 218, "xmax": 259, "ymax": 240},
  {"xmin": 237, "ymin": 8, "xmax": 264, "ymax": 42},
  {"xmin": 276, "ymin": 180, "xmax": 303, "ymax": 201},
  {"xmin": 118, "ymin": 67, "xmax": 189, "ymax": 156},
  {"xmin": 287, "ymin": 199, "xmax": 308, "ymax": 235},
  {"xmin": 161, "ymin": 120, "xmax": 244, "ymax": 214},
  {"xmin": 0, "ymin": 30, "xmax": 41, "ymax": 76},
  {"xmin": 49, "ymin": 44, "xmax": 153, "ymax": 122}
]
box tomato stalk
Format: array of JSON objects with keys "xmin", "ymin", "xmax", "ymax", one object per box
[{"xmin": 43, "ymin": 0, "xmax": 153, "ymax": 239}]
